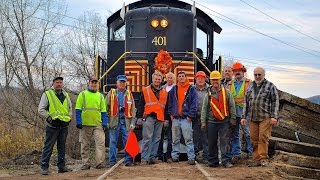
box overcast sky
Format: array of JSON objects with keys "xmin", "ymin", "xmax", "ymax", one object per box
[{"xmin": 66, "ymin": 0, "xmax": 320, "ymax": 98}]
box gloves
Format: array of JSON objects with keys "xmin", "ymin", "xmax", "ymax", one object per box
[
  {"xmin": 130, "ymin": 123, "xmax": 135, "ymax": 130},
  {"xmin": 103, "ymin": 123, "xmax": 110, "ymax": 131},
  {"xmin": 46, "ymin": 116, "xmax": 60, "ymax": 127},
  {"xmin": 137, "ymin": 118, "xmax": 143, "ymax": 126},
  {"xmin": 76, "ymin": 124, "xmax": 83, "ymax": 129},
  {"xmin": 46, "ymin": 116, "xmax": 53, "ymax": 124}
]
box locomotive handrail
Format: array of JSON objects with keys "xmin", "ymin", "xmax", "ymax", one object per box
[
  {"xmin": 98, "ymin": 52, "xmax": 130, "ymax": 82},
  {"xmin": 98, "ymin": 51, "xmax": 212, "ymax": 83},
  {"xmin": 186, "ymin": 51, "xmax": 211, "ymax": 74}
]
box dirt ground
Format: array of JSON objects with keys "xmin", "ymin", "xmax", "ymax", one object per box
[{"xmin": 0, "ymin": 159, "xmax": 288, "ymax": 180}]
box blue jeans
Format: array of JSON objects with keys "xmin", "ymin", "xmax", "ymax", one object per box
[
  {"xmin": 141, "ymin": 116, "xmax": 163, "ymax": 161},
  {"xmin": 242, "ymin": 119, "xmax": 253, "ymax": 155},
  {"xmin": 41, "ymin": 125, "xmax": 68, "ymax": 170},
  {"xmin": 193, "ymin": 118, "xmax": 208, "ymax": 161},
  {"xmin": 109, "ymin": 119, "xmax": 132, "ymax": 164},
  {"xmin": 230, "ymin": 117, "xmax": 253, "ymax": 157},
  {"xmin": 207, "ymin": 121, "xmax": 232, "ymax": 165},
  {"xmin": 172, "ymin": 118, "xmax": 195, "ymax": 161},
  {"xmin": 157, "ymin": 122, "xmax": 172, "ymax": 160}
]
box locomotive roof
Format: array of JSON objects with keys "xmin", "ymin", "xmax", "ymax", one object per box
[{"xmin": 107, "ymin": 0, "xmax": 222, "ymax": 34}]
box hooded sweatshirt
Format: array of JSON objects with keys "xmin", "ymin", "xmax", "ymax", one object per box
[{"xmin": 177, "ymin": 78, "xmax": 190, "ymax": 115}]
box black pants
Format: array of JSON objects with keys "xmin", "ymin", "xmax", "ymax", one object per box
[{"xmin": 207, "ymin": 121, "xmax": 232, "ymax": 165}]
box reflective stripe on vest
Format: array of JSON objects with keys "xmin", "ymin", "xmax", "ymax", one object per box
[
  {"xmin": 109, "ymin": 88, "xmax": 133, "ymax": 118},
  {"xmin": 209, "ymin": 87, "xmax": 229, "ymax": 120},
  {"xmin": 143, "ymin": 86, "xmax": 167, "ymax": 121},
  {"xmin": 229, "ymin": 79, "xmax": 250, "ymax": 107},
  {"xmin": 82, "ymin": 91, "xmax": 102, "ymax": 112},
  {"xmin": 46, "ymin": 90, "xmax": 71, "ymax": 122},
  {"xmin": 110, "ymin": 89, "xmax": 118, "ymax": 117}
]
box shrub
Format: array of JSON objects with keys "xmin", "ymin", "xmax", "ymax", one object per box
[{"xmin": 0, "ymin": 123, "xmax": 43, "ymax": 164}]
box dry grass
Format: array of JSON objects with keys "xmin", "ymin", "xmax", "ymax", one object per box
[{"xmin": 0, "ymin": 121, "xmax": 43, "ymax": 163}]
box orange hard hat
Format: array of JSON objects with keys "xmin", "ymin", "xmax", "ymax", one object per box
[
  {"xmin": 195, "ymin": 71, "xmax": 206, "ymax": 79},
  {"xmin": 232, "ymin": 62, "xmax": 246, "ymax": 72}
]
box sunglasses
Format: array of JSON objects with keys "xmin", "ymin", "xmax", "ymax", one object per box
[{"xmin": 254, "ymin": 74, "xmax": 262, "ymax": 77}]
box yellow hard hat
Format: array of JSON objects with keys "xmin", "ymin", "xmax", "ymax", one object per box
[{"xmin": 210, "ymin": 71, "xmax": 222, "ymax": 80}]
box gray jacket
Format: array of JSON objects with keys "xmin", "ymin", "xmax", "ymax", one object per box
[{"xmin": 38, "ymin": 89, "xmax": 72, "ymax": 119}]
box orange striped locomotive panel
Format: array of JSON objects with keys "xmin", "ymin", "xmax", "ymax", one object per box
[{"xmin": 125, "ymin": 60, "xmax": 194, "ymax": 92}]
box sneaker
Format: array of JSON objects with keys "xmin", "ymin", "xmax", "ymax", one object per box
[
  {"xmin": 231, "ymin": 156, "xmax": 241, "ymax": 164},
  {"xmin": 58, "ymin": 166, "xmax": 72, "ymax": 173},
  {"xmin": 140, "ymin": 160, "xmax": 148, "ymax": 165},
  {"xmin": 166, "ymin": 158, "xmax": 173, "ymax": 163},
  {"xmin": 96, "ymin": 164, "xmax": 107, "ymax": 169},
  {"xmin": 172, "ymin": 158, "xmax": 179, "ymax": 162},
  {"xmin": 208, "ymin": 163, "xmax": 219, "ymax": 167},
  {"xmin": 247, "ymin": 160, "xmax": 260, "ymax": 167},
  {"xmin": 108, "ymin": 163, "xmax": 116, "ymax": 168},
  {"xmin": 202, "ymin": 160, "xmax": 209, "ymax": 164},
  {"xmin": 223, "ymin": 163, "xmax": 233, "ymax": 168},
  {"xmin": 260, "ymin": 159, "xmax": 269, "ymax": 167},
  {"xmin": 81, "ymin": 164, "xmax": 91, "ymax": 170},
  {"xmin": 148, "ymin": 158, "xmax": 155, "ymax": 165},
  {"xmin": 188, "ymin": 160, "xmax": 196, "ymax": 165},
  {"xmin": 125, "ymin": 163, "xmax": 134, "ymax": 167},
  {"xmin": 40, "ymin": 169, "xmax": 49, "ymax": 175}
]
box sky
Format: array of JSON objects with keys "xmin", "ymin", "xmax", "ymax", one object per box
[{"xmin": 65, "ymin": 0, "xmax": 320, "ymax": 98}]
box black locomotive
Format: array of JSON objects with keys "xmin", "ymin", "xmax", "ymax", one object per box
[{"xmin": 98, "ymin": 0, "xmax": 222, "ymax": 94}]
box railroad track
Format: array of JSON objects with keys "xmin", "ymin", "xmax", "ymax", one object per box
[
  {"xmin": 97, "ymin": 159, "xmax": 218, "ymax": 180},
  {"xmin": 6, "ymin": 157, "xmax": 286, "ymax": 179}
]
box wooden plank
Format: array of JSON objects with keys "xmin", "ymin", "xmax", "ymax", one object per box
[
  {"xmin": 272, "ymin": 126, "xmax": 320, "ymax": 145},
  {"xmin": 276, "ymin": 91, "xmax": 320, "ymax": 145},
  {"xmin": 279, "ymin": 90, "xmax": 320, "ymax": 113},
  {"xmin": 274, "ymin": 162, "xmax": 320, "ymax": 179},
  {"xmin": 97, "ymin": 158, "xmax": 124, "ymax": 180},
  {"xmin": 274, "ymin": 150, "xmax": 320, "ymax": 169},
  {"xmin": 195, "ymin": 162, "xmax": 217, "ymax": 180},
  {"xmin": 270, "ymin": 137, "xmax": 320, "ymax": 157}
]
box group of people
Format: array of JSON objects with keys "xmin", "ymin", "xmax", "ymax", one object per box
[{"xmin": 37, "ymin": 62, "xmax": 279, "ymax": 175}]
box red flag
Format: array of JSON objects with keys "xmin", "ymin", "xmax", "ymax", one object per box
[{"xmin": 125, "ymin": 130, "xmax": 140, "ymax": 159}]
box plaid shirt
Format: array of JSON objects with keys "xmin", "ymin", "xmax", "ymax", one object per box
[{"xmin": 242, "ymin": 79, "xmax": 279, "ymax": 121}]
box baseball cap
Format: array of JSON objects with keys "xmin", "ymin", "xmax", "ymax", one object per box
[
  {"xmin": 195, "ymin": 71, "xmax": 206, "ymax": 79},
  {"xmin": 53, "ymin": 76, "xmax": 63, "ymax": 82},
  {"xmin": 89, "ymin": 76, "xmax": 98, "ymax": 82},
  {"xmin": 117, "ymin": 75, "xmax": 127, "ymax": 81}
]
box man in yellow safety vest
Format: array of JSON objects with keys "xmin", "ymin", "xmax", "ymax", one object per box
[
  {"xmin": 227, "ymin": 62, "xmax": 253, "ymax": 163},
  {"xmin": 38, "ymin": 76, "xmax": 72, "ymax": 175},
  {"xmin": 75, "ymin": 76, "xmax": 107, "ymax": 170}
]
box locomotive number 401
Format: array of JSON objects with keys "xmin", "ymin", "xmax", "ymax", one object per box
[{"xmin": 152, "ymin": 36, "xmax": 167, "ymax": 46}]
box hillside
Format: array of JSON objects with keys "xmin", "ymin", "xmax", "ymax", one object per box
[{"xmin": 307, "ymin": 95, "xmax": 320, "ymax": 105}]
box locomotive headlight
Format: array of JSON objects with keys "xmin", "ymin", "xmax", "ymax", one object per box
[
  {"xmin": 160, "ymin": 19, "xmax": 168, "ymax": 28},
  {"xmin": 151, "ymin": 19, "xmax": 159, "ymax": 28}
]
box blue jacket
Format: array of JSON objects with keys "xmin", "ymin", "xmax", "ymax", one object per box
[{"xmin": 168, "ymin": 85, "xmax": 198, "ymax": 119}]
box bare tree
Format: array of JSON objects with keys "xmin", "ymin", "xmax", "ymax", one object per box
[
  {"xmin": 0, "ymin": 0, "xmax": 66, "ymax": 128},
  {"xmin": 61, "ymin": 11, "xmax": 108, "ymax": 84}
]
